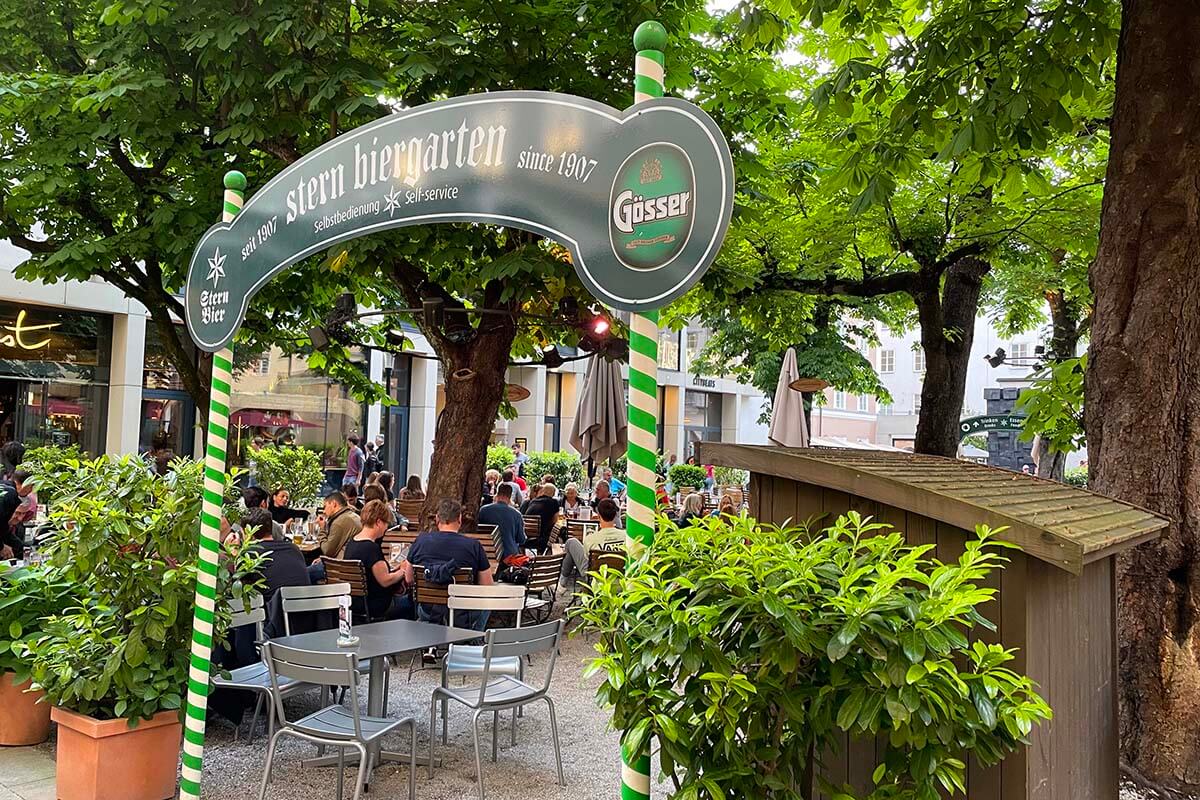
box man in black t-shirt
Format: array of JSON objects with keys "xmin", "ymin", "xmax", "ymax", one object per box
[
  {"xmin": 524, "ymin": 483, "xmax": 561, "ymax": 553},
  {"xmin": 242, "ymin": 508, "xmax": 311, "ymax": 600},
  {"xmin": 406, "ymin": 499, "xmax": 492, "ymax": 630}
]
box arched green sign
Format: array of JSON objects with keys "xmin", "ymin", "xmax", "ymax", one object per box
[
  {"xmin": 184, "ymin": 91, "xmax": 734, "ymax": 352},
  {"xmin": 959, "ymin": 414, "xmax": 1025, "ymax": 439}
]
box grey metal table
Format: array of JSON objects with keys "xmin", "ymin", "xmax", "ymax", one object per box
[{"xmin": 272, "ymin": 619, "xmax": 479, "ymax": 778}]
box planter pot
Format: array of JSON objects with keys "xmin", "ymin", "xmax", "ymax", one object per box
[
  {"xmin": 51, "ymin": 707, "xmax": 182, "ymax": 800},
  {"xmin": 0, "ymin": 672, "xmax": 51, "ymax": 745}
]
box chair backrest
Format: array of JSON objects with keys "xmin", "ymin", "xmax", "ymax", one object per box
[
  {"xmin": 262, "ymin": 641, "xmax": 363, "ymax": 736},
  {"xmin": 587, "ymin": 549, "xmax": 626, "ymax": 574},
  {"xmin": 321, "ymin": 557, "xmax": 369, "ymax": 598},
  {"xmin": 279, "ymin": 582, "xmax": 351, "ymax": 636},
  {"xmin": 522, "ymin": 515, "xmax": 542, "ymax": 540},
  {"xmin": 382, "ymin": 527, "xmax": 421, "ymax": 548},
  {"xmin": 447, "ymin": 583, "xmax": 526, "ymax": 627},
  {"xmin": 462, "ymin": 529, "xmax": 499, "ymax": 565},
  {"xmin": 412, "ymin": 566, "xmax": 475, "ymax": 606},
  {"xmin": 395, "ymin": 499, "xmax": 426, "ymax": 527},
  {"xmin": 566, "ymin": 520, "xmax": 597, "ymax": 542},
  {"xmin": 228, "ymin": 593, "xmax": 265, "ymax": 640},
  {"xmin": 526, "ymin": 552, "xmax": 565, "ymax": 594},
  {"xmin": 478, "ymin": 619, "xmax": 564, "ymax": 700}
]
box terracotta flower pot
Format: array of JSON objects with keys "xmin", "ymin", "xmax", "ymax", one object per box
[
  {"xmin": 51, "ymin": 707, "xmax": 182, "ymax": 800},
  {"xmin": 0, "ymin": 672, "xmax": 51, "ymax": 745}
]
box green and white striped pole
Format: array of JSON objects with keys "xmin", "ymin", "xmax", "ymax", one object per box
[
  {"xmin": 180, "ymin": 170, "xmax": 245, "ymax": 800},
  {"xmin": 621, "ymin": 20, "xmax": 666, "ymax": 800}
]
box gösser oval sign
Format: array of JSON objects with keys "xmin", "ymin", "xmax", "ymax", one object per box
[{"xmin": 184, "ymin": 91, "xmax": 735, "ymax": 353}]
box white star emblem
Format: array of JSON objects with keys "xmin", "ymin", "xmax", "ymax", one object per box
[
  {"xmin": 206, "ymin": 248, "xmax": 227, "ymax": 285},
  {"xmin": 383, "ymin": 187, "xmax": 403, "ymax": 217}
]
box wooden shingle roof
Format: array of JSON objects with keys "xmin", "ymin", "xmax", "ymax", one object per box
[{"xmin": 697, "ymin": 443, "xmax": 1168, "ymax": 574}]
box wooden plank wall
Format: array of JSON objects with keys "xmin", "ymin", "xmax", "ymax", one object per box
[{"xmin": 752, "ymin": 474, "xmax": 1037, "ymax": 800}]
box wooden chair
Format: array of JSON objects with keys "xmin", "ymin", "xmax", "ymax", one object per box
[
  {"xmin": 523, "ymin": 552, "xmax": 565, "ymax": 623},
  {"xmin": 566, "ymin": 520, "xmax": 598, "ymax": 542},
  {"xmin": 588, "ymin": 548, "xmax": 626, "ymax": 574},
  {"xmin": 462, "ymin": 528, "xmax": 500, "ymax": 566},
  {"xmin": 383, "ymin": 527, "xmax": 421, "ymax": 549},
  {"xmin": 522, "ymin": 515, "xmax": 542, "ymax": 544},
  {"xmin": 408, "ymin": 566, "xmax": 476, "ymax": 680},
  {"xmin": 396, "ymin": 499, "xmax": 427, "ymax": 528},
  {"xmin": 320, "ymin": 557, "xmax": 373, "ymax": 623}
]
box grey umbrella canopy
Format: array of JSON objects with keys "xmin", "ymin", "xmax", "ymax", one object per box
[
  {"xmin": 569, "ymin": 355, "xmax": 628, "ymax": 472},
  {"xmin": 769, "ymin": 347, "xmax": 810, "ymax": 448}
]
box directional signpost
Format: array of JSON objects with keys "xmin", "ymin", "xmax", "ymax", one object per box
[
  {"xmin": 180, "ymin": 22, "xmax": 732, "ymax": 800},
  {"xmin": 958, "ymin": 414, "xmax": 1026, "ymax": 439}
]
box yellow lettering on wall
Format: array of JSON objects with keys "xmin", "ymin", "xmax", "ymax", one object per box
[{"xmin": 0, "ymin": 310, "xmax": 60, "ymax": 351}]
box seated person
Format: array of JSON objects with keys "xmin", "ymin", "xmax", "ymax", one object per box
[
  {"xmin": 319, "ymin": 491, "xmax": 361, "ymax": 558},
  {"xmin": 560, "ymin": 498, "xmax": 625, "ymax": 585},
  {"xmin": 590, "ymin": 480, "xmax": 612, "ymax": 507},
  {"xmin": 603, "ymin": 466, "xmax": 627, "ymax": 497},
  {"xmin": 404, "ymin": 499, "xmax": 493, "ymax": 631},
  {"xmin": 476, "ymin": 482, "xmax": 526, "ymax": 560},
  {"xmin": 242, "ymin": 486, "xmax": 285, "ymax": 539},
  {"xmin": 524, "ymin": 482, "xmax": 561, "ymax": 553},
  {"xmin": 561, "ymin": 482, "xmax": 585, "ymax": 516},
  {"xmin": 343, "ymin": 500, "xmax": 416, "ymax": 621},
  {"xmin": 268, "ymin": 487, "xmax": 308, "ymax": 525},
  {"xmin": 362, "ymin": 483, "xmax": 398, "ymax": 527},
  {"xmin": 242, "ymin": 507, "xmax": 311, "ymax": 600},
  {"xmin": 341, "ymin": 481, "xmax": 363, "ymax": 510}
]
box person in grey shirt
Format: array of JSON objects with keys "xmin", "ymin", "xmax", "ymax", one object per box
[{"xmin": 501, "ymin": 468, "xmax": 524, "ymax": 507}]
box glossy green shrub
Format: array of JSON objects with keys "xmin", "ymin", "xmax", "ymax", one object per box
[{"xmin": 579, "ymin": 512, "xmax": 1051, "ymax": 800}]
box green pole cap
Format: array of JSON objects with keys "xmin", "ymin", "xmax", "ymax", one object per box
[
  {"xmin": 633, "ymin": 21, "xmax": 667, "ymax": 52},
  {"xmin": 223, "ymin": 170, "xmax": 247, "ymax": 191}
]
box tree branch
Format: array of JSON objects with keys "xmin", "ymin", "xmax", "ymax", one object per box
[{"xmin": 753, "ymin": 269, "xmax": 921, "ymax": 300}]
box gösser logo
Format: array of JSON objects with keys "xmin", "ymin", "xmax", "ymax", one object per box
[{"xmin": 609, "ymin": 142, "xmax": 696, "ymax": 271}]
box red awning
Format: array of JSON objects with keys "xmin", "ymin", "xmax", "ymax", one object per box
[
  {"xmin": 47, "ymin": 399, "xmax": 85, "ymax": 417},
  {"xmin": 230, "ymin": 409, "xmax": 319, "ymax": 429}
]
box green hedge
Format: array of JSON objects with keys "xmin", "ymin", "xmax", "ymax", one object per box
[
  {"xmin": 668, "ymin": 464, "xmax": 708, "ymax": 491},
  {"xmin": 1064, "ymin": 466, "xmax": 1088, "ymax": 488},
  {"xmin": 253, "ymin": 445, "xmax": 324, "ymax": 507},
  {"xmin": 524, "ymin": 451, "xmax": 583, "ymax": 488}
]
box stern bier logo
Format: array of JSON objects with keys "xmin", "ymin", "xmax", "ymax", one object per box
[{"xmin": 609, "ymin": 143, "xmax": 695, "ymax": 271}]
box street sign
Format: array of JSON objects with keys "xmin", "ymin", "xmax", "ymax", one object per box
[
  {"xmin": 959, "ymin": 414, "xmax": 1026, "ymax": 439},
  {"xmin": 184, "ymin": 91, "xmax": 734, "ymax": 352}
]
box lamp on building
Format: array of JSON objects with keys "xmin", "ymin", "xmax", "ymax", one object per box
[{"xmin": 985, "ymin": 347, "xmax": 1007, "ymax": 368}]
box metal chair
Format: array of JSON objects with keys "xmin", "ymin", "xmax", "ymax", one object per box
[
  {"xmin": 211, "ymin": 594, "xmax": 307, "ymax": 744},
  {"xmin": 428, "ymin": 619, "xmax": 567, "ymax": 799},
  {"xmin": 259, "ymin": 642, "xmax": 416, "ymax": 800},
  {"xmin": 522, "ymin": 552, "xmax": 566, "ymax": 623},
  {"xmin": 279, "ymin": 583, "xmax": 379, "ymax": 709},
  {"xmin": 439, "ymin": 584, "xmax": 527, "ymax": 749}
]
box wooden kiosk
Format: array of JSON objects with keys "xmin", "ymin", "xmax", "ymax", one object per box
[{"xmin": 696, "ymin": 443, "xmax": 1168, "ymax": 800}]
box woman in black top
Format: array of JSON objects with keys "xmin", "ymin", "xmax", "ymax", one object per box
[{"xmin": 343, "ymin": 499, "xmax": 415, "ymax": 620}]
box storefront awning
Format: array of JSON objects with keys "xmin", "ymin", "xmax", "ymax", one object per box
[{"xmin": 230, "ymin": 409, "xmax": 319, "ymax": 429}]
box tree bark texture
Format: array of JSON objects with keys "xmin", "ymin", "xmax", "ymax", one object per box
[
  {"xmin": 420, "ymin": 320, "xmax": 516, "ymax": 529},
  {"xmin": 1086, "ymin": 0, "xmax": 1200, "ymax": 787},
  {"xmin": 1034, "ymin": 288, "xmax": 1084, "ymax": 482},
  {"xmin": 913, "ymin": 258, "xmax": 990, "ymax": 457}
]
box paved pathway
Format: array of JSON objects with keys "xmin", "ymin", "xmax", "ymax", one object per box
[{"xmin": 0, "ymin": 745, "xmax": 55, "ymax": 800}]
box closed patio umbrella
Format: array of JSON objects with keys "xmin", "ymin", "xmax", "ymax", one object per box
[
  {"xmin": 769, "ymin": 347, "xmax": 810, "ymax": 448},
  {"xmin": 569, "ymin": 355, "xmax": 628, "ymax": 486}
]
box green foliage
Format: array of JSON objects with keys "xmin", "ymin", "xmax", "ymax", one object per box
[
  {"xmin": 1016, "ymin": 356, "xmax": 1086, "ymax": 454},
  {"xmin": 961, "ymin": 435, "xmax": 989, "ymax": 452},
  {"xmin": 0, "ymin": 567, "xmax": 76, "ymax": 679},
  {"xmin": 522, "ymin": 451, "xmax": 583, "ymax": 489},
  {"xmin": 20, "ymin": 444, "xmax": 83, "ymax": 506},
  {"xmin": 486, "ymin": 443, "xmax": 514, "ymax": 475},
  {"xmin": 252, "ymin": 445, "xmax": 324, "ymax": 507},
  {"xmin": 668, "ymin": 464, "xmax": 707, "ymax": 490},
  {"xmin": 578, "ymin": 512, "xmax": 1051, "ymax": 799},
  {"xmin": 18, "ymin": 456, "xmax": 262, "ymax": 722},
  {"xmin": 713, "ymin": 466, "xmax": 749, "ymax": 487},
  {"xmin": 1064, "ymin": 466, "xmax": 1088, "ymax": 489}
]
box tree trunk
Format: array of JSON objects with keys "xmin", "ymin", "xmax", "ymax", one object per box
[
  {"xmin": 145, "ymin": 301, "xmax": 211, "ymax": 424},
  {"xmin": 1086, "ymin": 0, "xmax": 1200, "ymax": 788},
  {"xmin": 1033, "ymin": 288, "xmax": 1083, "ymax": 482},
  {"xmin": 913, "ymin": 258, "xmax": 990, "ymax": 456},
  {"xmin": 421, "ymin": 320, "xmax": 516, "ymax": 528}
]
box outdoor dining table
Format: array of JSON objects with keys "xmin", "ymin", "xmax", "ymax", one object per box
[{"xmin": 271, "ymin": 619, "xmax": 479, "ymax": 777}]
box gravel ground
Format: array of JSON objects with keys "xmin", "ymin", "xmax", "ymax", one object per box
[{"xmin": 197, "ymin": 624, "xmax": 624, "ymax": 800}]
